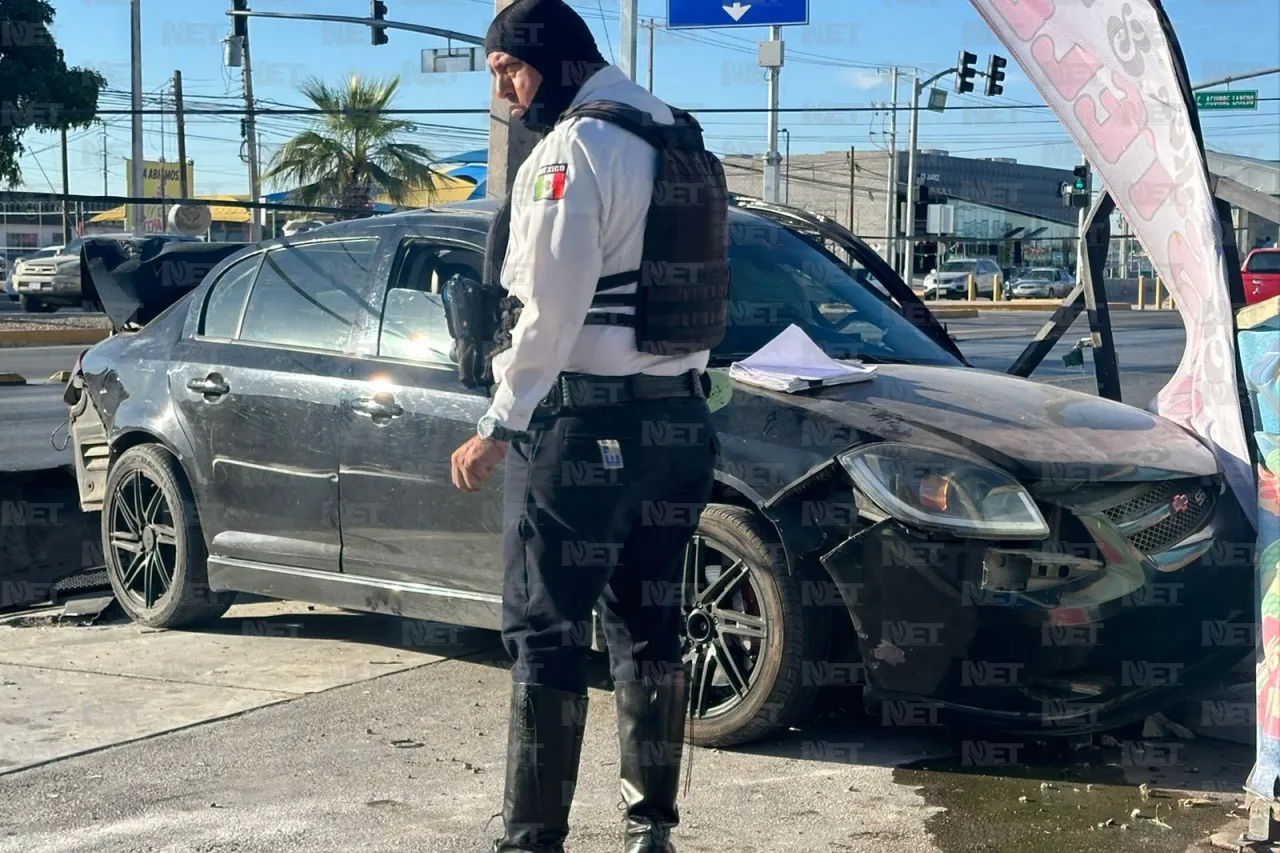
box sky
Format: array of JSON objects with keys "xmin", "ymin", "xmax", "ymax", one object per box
[{"xmin": 12, "ymin": 0, "xmax": 1280, "ymax": 198}]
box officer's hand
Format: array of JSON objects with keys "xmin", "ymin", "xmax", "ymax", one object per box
[{"xmin": 451, "ymin": 435, "xmax": 508, "ymax": 492}]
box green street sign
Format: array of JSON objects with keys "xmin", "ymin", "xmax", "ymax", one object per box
[{"xmin": 1195, "ymin": 90, "xmax": 1258, "ymax": 110}]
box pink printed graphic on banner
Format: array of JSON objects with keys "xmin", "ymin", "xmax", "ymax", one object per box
[
  {"xmin": 990, "ymin": 0, "xmax": 1055, "ymax": 40},
  {"xmin": 1031, "ymin": 35, "xmax": 1104, "ymax": 100},
  {"xmin": 1128, "ymin": 159, "xmax": 1176, "ymax": 222},
  {"xmin": 1074, "ymin": 71, "xmax": 1148, "ymax": 164},
  {"xmin": 1167, "ymin": 230, "xmax": 1213, "ymax": 306}
]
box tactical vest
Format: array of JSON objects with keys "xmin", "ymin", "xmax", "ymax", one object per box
[{"xmin": 484, "ymin": 99, "xmax": 731, "ymax": 376}]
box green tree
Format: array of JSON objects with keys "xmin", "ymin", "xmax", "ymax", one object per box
[
  {"xmin": 0, "ymin": 0, "xmax": 105, "ymax": 186},
  {"xmin": 263, "ymin": 74, "xmax": 437, "ymax": 217}
]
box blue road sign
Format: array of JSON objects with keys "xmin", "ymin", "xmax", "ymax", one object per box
[{"xmin": 667, "ymin": 0, "xmax": 809, "ymax": 29}]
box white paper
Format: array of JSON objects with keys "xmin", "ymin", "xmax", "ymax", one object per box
[{"xmin": 728, "ymin": 325, "xmax": 876, "ymax": 393}]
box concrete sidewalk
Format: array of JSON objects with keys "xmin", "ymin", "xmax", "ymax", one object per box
[{"xmin": 0, "ymin": 603, "xmax": 948, "ymax": 853}]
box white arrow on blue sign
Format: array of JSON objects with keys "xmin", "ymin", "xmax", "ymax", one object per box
[{"xmin": 667, "ymin": 0, "xmax": 809, "ymax": 29}]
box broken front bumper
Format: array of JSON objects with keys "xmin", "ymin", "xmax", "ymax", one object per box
[{"xmin": 818, "ymin": 486, "xmax": 1255, "ymax": 735}]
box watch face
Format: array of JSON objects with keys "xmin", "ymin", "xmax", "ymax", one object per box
[{"xmin": 478, "ymin": 416, "xmax": 498, "ymax": 439}]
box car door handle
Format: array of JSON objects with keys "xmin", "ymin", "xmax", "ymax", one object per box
[
  {"xmin": 186, "ymin": 375, "xmax": 229, "ymax": 397},
  {"xmin": 352, "ymin": 395, "xmax": 404, "ymax": 421}
]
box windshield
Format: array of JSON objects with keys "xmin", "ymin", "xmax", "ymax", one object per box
[
  {"xmin": 1020, "ymin": 270, "xmax": 1056, "ymax": 281},
  {"xmin": 717, "ymin": 223, "xmax": 961, "ymax": 367},
  {"xmin": 939, "ymin": 261, "xmax": 976, "ymax": 273},
  {"xmin": 30, "ymin": 248, "xmax": 59, "ymax": 260}
]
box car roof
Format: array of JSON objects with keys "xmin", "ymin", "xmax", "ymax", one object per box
[{"xmin": 247, "ymin": 197, "xmax": 784, "ymax": 250}]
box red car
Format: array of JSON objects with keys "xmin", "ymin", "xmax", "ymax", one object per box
[{"xmin": 1242, "ymin": 247, "xmax": 1280, "ymax": 305}]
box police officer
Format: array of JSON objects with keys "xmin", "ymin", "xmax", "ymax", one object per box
[{"xmin": 448, "ymin": 1, "xmax": 729, "ymax": 851}]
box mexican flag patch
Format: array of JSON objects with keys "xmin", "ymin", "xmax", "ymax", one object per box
[{"xmin": 533, "ymin": 164, "xmax": 568, "ymax": 201}]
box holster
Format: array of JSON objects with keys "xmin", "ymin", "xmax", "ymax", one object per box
[{"xmin": 441, "ymin": 274, "xmax": 501, "ymax": 389}]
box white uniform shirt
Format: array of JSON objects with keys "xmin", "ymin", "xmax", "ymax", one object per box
[{"xmin": 483, "ymin": 65, "xmax": 710, "ymax": 433}]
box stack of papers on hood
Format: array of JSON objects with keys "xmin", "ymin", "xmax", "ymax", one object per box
[{"xmin": 728, "ymin": 325, "xmax": 877, "ymax": 393}]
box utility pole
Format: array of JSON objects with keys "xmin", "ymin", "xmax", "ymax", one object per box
[
  {"xmin": 101, "ymin": 123, "xmax": 108, "ymax": 197},
  {"xmin": 129, "ymin": 0, "xmax": 144, "ymax": 236},
  {"xmin": 905, "ymin": 71, "xmax": 920, "ymax": 284},
  {"xmin": 174, "ymin": 70, "xmax": 189, "ymax": 199},
  {"xmin": 847, "ymin": 146, "xmax": 856, "ymax": 233},
  {"xmin": 645, "ymin": 19, "xmax": 655, "ymax": 92},
  {"xmin": 488, "ymin": 0, "xmax": 538, "ymax": 198},
  {"xmin": 240, "ymin": 32, "xmax": 262, "ymax": 240},
  {"xmin": 882, "ymin": 68, "xmax": 899, "ymax": 267},
  {"xmin": 762, "ymin": 26, "xmax": 783, "ymax": 203},
  {"xmin": 60, "ymin": 128, "xmax": 71, "ymax": 245},
  {"xmin": 620, "ymin": 0, "xmax": 638, "ymax": 82}
]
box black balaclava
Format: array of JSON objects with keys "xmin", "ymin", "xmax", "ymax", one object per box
[{"xmin": 485, "ymin": 0, "xmax": 608, "ymax": 134}]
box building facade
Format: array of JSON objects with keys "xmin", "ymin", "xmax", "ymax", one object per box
[{"xmin": 723, "ymin": 148, "xmax": 1080, "ymax": 278}]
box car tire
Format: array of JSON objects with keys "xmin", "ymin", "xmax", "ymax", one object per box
[
  {"xmin": 103, "ymin": 444, "xmax": 234, "ymax": 629},
  {"xmin": 19, "ymin": 295, "xmax": 44, "ymax": 313},
  {"xmin": 682, "ymin": 504, "xmax": 831, "ymax": 748}
]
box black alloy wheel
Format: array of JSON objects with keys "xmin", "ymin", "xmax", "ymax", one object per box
[
  {"xmin": 109, "ymin": 467, "xmax": 177, "ymax": 609},
  {"xmin": 680, "ymin": 505, "xmax": 831, "ymax": 748},
  {"xmin": 103, "ymin": 445, "xmax": 233, "ymax": 628}
]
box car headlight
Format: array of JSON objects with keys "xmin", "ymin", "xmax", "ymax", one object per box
[
  {"xmin": 55, "ymin": 258, "xmax": 78, "ymax": 272},
  {"xmin": 838, "ymin": 443, "xmax": 1049, "ymax": 539}
]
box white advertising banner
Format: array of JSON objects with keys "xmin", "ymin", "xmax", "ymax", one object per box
[{"xmin": 968, "ymin": 0, "xmax": 1256, "ymax": 517}]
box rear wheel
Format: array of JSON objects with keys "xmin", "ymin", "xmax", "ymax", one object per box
[
  {"xmin": 19, "ymin": 295, "xmax": 45, "ymax": 313},
  {"xmin": 682, "ymin": 505, "xmax": 831, "ymax": 748},
  {"xmin": 103, "ymin": 444, "xmax": 233, "ymax": 628}
]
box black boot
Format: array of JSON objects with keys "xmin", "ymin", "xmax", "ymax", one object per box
[
  {"xmin": 493, "ymin": 682, "xmax": 589, "ymax": 853},
  {"xmin": 615, "ymin": 672, "xmax": 688, "ymax": 853}
]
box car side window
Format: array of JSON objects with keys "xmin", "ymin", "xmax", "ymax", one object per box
[
  {"xmin": 377, "ymin": 240, "xmax": 483, "ymax": 366},
  {"xmin": 238, "ymin": 238, "xmax": 378, "ymax": 352},
  {"xmin": 201, "ymin": 255, "xmax": 262, "ymax": 338}
]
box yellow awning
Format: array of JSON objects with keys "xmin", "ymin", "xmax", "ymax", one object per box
[{"xmin": 90, "ymin": 195, "xmax": 254, "ymax": 224}]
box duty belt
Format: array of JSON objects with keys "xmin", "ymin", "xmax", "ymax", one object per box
[{"xmin": 533, "ymin": 370, "xmax": 707, "ymax": 418}]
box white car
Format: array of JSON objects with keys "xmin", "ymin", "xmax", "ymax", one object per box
[
  {"xmin": 922, "ymin": 258, "xmax": 1002, "ymax": 300},
  {"xmin": 1006, "ymin": 267, "xmax": 1076, "ymax": 299}
]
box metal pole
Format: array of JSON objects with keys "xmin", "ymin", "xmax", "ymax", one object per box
[
  {"xmin": 619, "ymin": 0, "xmax": 638, "ymax": 82},
  {"xmin": 1076, "ymin": 155, "xmax": 1089, "ymax": 283},
  {"xmin": 764, "ymin": 26, "xmax": 782, "ymax": 203},
  {"xmin": 848, "ymin": 146, "xmax": 856, "ymax": 233},
  {"xmin": 888, "ymin": 68, "xmax": 900, "ymax": 276},
  {"xmin": 782, "ymin": 129, "xmax": 791, "ymax": 204},
  {"xmin": 60, "ymin": 128, "xmax": 71, "ymax": 245},
  {"xmin": 646, "ymin": 19, "xmax": 655, "ymax": 93},
  {"xmin": 102, "ymin": 123, "xmax": 108, "ymax": 197},
  {"xmin": 241, "ymin": 34, "xmax": 262, "ymax": 241},
  {"xmin": 905, "ymin": 72, "xmax": 920, "ymax": 286},
  {"xmin": 882, "ymin": 69, "xmax": 898, "ymax": 265},
  {"xmin": 175, "ymin": 70, "xmax": 189, "ymax": 200},
  {"xmin": 1192, "ymin": 66, "xmax": 1280, "ymax": 90},
  {"xmin": 129, "ymin": 0, "xmax": 144, "ymax": 236}
]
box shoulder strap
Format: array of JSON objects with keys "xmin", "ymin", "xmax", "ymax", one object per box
[{"xmin": 560, "ymin": 99, "xmax": 669, "ymax": 148}]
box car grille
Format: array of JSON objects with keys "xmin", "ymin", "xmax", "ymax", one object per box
[
  {"xmin": 1097, "ymin": 479, "xmax": 1216, "ymax": 555},
  {"xmin": 25, "ymin": 263, "xmax": 56, "ymax": 275}
]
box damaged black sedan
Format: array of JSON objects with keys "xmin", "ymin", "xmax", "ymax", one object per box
[{"xmin": 63, "ymin": 198, "xmax": 1254, "ymax": 747}]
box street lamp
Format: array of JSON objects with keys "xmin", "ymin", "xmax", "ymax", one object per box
[{"xmin": 780, "ymin": 128, "xmax": 791, "ymax": 205}]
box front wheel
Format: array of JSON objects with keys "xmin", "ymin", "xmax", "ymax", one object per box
[
  {"xmin": 103, "ymin": 444, "xmax": 234, "ymax": 628},
  {"xmin": 681, "ymin": 505, "xmax": 831, "ymax": 748}
]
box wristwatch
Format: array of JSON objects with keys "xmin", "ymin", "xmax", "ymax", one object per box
[{"xmin": 477, "ymin": 414, "xmax": 521, "ymax": 443}]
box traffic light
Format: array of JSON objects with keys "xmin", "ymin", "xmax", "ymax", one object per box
[
  {"xmin": 371, "ymin": 1, "xmax": 388, "ymax": 46},
  {"xmin": 1072, "ymin": 164, "xmax": 1089, "ymax": 192},
  {"xmin": 232, "ymin": 0, "xmax": 248, "ymax": 40},
  {"xmin": 985, "ymin": 55, "xmax": 1007, "ymax": 97},
  {"xmin": 955, "ymin": 51, "xmax": 978, "ymax": 94}
]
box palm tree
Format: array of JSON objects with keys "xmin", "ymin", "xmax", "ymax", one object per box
[{"xmin": 263, "ymin": 74, "xmax": 437, "ymax": 217}]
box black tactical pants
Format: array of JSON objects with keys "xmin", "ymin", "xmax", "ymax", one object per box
[{"xmin": 501, "ymin": 396, "xmax": 718, "ymax": 694}]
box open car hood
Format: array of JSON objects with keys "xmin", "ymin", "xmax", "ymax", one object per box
[{"xmin": 81, "ymin": 237, "xmax": 247, "ymax": 330}]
